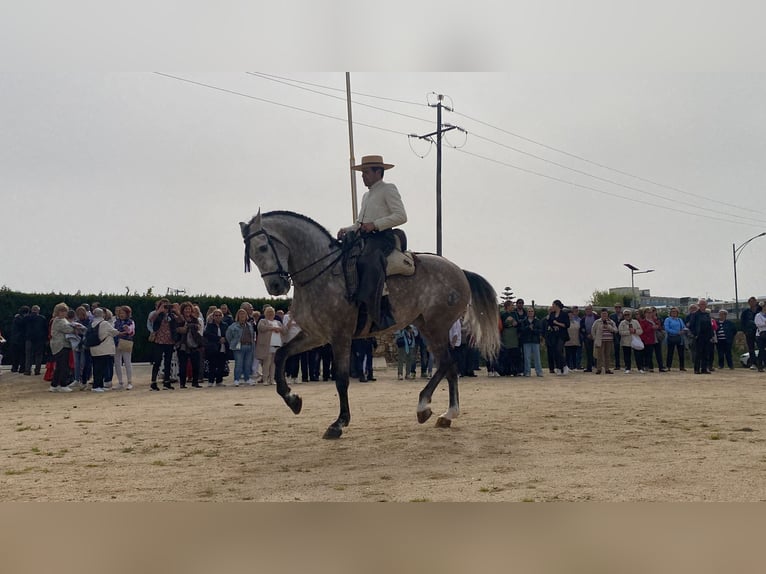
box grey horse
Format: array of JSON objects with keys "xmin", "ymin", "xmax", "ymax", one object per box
[{"xmin": 240, "ymin": 210, "xmax": 500, "ymax": 439}]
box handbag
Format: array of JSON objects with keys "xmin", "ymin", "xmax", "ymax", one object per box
[
  {"xmin": 667, "ymin": 334, "xmax": 682, "ymax": 346},
  {"xmin": 117, "ymin": 339, "xmax": 134, "ymax": 353},
  {"xmin": 630, "ymin": 334, "xmax": 645, "ymax": 351},
  {"xmin": 655, "ymin": 329, "xmax": 666, "ymax": 343}
]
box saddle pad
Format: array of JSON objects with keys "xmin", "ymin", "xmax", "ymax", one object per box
[{"xmin": 386, "ymin": 250, "xmax": 415, "ymax": 277}]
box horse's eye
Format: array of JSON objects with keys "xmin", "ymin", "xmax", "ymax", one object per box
[{"xmin": 258, "ymin": 245, "xmax": 269, "ymax": 253}]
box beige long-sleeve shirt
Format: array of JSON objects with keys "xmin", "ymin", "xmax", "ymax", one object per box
[{"xmin": 345, "ymin": 180, "xmax": 407, "ymax": 232}]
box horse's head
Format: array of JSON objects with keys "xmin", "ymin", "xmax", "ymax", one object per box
[{"xmin": 240, "ymin": 210, "xmax": 292, "ymax": 296}]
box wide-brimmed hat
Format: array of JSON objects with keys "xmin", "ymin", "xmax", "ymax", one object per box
[{"xmin": 352, "ymin": 155, "xmax": 394, "ymax": 171}]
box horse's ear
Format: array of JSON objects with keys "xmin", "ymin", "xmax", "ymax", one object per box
[
  {"xmin": 253, "ymin": 209, "xmax": 262, "ymax": 227},
  {"xmin": 239, "ymin": 221, "xmax": 248, "ymax": 237}
]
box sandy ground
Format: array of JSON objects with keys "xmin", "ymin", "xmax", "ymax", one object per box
[{"xmin": 0, "ymin": 363, "xmax": 765, "ymax": 501}]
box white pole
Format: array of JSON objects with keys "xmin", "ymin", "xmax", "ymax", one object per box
[{"xmin": 346, "ymin": 72, "xmax": 358, "ymax": 221}]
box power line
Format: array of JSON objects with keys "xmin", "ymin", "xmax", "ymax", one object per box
[
  {"xmin": 465, "ymin": 131, "xmax": 766, "ymax": 225},
  {"xmin": 250, "ymin": 72, "xmax": 426, "ymax": 107},
  {"xmin": 153, "ymin": 72, "xmax": 409, "ymax": 137},
  {"xmin": 452, "ymin": 147, "xmax": 765, "ymax": 229},
  {"xmin": 246, "ymin": 72, "xmax": 434, "ymax": 125},
  {"xmin": 453, "ymin": 109, "xmax": 765, "ymax": 217}
]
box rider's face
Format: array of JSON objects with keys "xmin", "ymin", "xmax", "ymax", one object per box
[{"xmin": 361, "ymin": 167, "xmax": 382, "ymax": 187}]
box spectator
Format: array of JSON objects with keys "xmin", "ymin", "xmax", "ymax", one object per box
[
  {"xmin": 9, "ymin": 306, "xmax": 28, "ymax": 373},
  {"xmin": 581, "ymin": 305, "xmax": 598, "ymax": 373},
  {"xmin": 282, "ymin": 307, "xmax": 303, "ymax": 384},
  {"xmin": 89, "ymin": 308, "xmax": 119, "ymax": 393},
  {"xmin": 48, "ymin": 303, "xmax": 77, "ymax": 392},
  {"xmin": 664, "ymin": 307, "xmax": 687, "ymax": 371},
  {"xmin": 649, "ymin": 307, "xmax": 667, "ymax": 372},
  {"xmin": 715, "ymin": 309, "xmax": 736, "ymax": 370},
  {"xmin": 395, "ymin": 325, "xmax": 416, "ymax": 380},
  {"xmin": 409, "ymin": 326, "xmax": 430, "ymax": 379},
  {"xmin": 689, "ymin": 299, "xmax": 714, "ymax": 375},
  {"xmin": 71, "ymin": 306, "xmax": 92, "ymax": 388},
  {"xmin": 23, "ymin": 305, "xmax": 47, "ymax": 376},
  {"xmin": 113, "ymin": 306, "xmax": 135, "ymax": 390},
  {"xmin": 176, "ymin": 302, "xmax": 203, "ymax": 388},
  {"xmin": 519, "ymin": 307, "xmax": 544, "ymax": 377},
  {"xmin": 565, "ymin": 308, "xmax": 582, "ymax": 372},
  {"xmin": 546, "ymin": 300, "xmax": 570, "ymax": 375},
  {"xmin": 148, "ymin": 298, "xmax": 176, "ymax": 391},
  {"xmin": 449, "ymin": 316, "xmax": 462, "ymax": 371},
  {"xmin": 610, "ymin": 303, "xmax": 624, "ymax": 370},
  {"xmin": 226, "ymin": 308, "xmax": 255, "ymax": 387},
  {"xmin": 499, "ymin": 301, "xmax": 523, "ymax": 376},
  {"xmin": 255, "ymin": 306, "xmax": 282, "ymax": 386},
  {"xmin": 204, "ymin": 309, "xmax": 229, "ymax": 387},
  {"xmin": 591, "ymin": 308, "xmax": 618, "ymax": 375},
  {"xmin": 219, "ymin": 304, "xmax": 234, "ymax": 328},
  {"xmin": 618, "ymin": 309, "xmax": 644, "ymax": 374},
  {"xmin": 637, "ymin": 308, "xmax": 657, "ymax": 372},
  {"xmin": 755, "ymin": 303, "xmax": 766, "ymax": 372},
  {"xmin": 102, "ymin": 308, "xmax": 116, "ymax": 387},
  {"xmin": 319, "ymin": 343, "xmax": 335, "ymax": 381},
  {"xmin": 741, "ymin": 297, "xmax": 762, "ymax": 370}
]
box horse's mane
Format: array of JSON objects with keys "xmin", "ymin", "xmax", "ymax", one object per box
[{"xmin": 253, "ymin": 210, "xmax": 335, "ymax": 242}]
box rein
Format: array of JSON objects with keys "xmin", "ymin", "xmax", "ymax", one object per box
[{"xmin": 243, "ymin": 227, "xmax": 358, "ymax": 288}]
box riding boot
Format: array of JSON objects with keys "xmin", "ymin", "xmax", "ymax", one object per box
[
  {"xmin": 371, "ymin": 296, "xmax": 396, "ymax": 333},
  {"xmin": 354, "ymin": 303, "xmax": 369, "ymax": 337}
]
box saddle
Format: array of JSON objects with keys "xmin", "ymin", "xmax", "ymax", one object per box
[
  {"xmin": 386, "ymin": 229, "xmax": 416, "ymax": 278},
  {"xmin": 341, "ymin": 228, "xmax": 415, "ymax": 302}
]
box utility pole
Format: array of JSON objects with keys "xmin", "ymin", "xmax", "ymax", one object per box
[
  {"xmin": 345, "ymin": 72, "xmax": 358, "ymax": 221},
  {"xmin": 412, "ymin": 94, "xmax": 463, "ymax": 256}
]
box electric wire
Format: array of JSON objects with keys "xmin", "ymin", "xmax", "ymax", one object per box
[
  {"xmin": 153, "ymin": 72, "xmax": 409, "ymax": 137},
  {"xmin": 453, "ymin": 109, "xmax": 764, "ymax": 217},
  {"xmin": 452, "ymin": 147, "xmax": 764, "ymax": 229}
]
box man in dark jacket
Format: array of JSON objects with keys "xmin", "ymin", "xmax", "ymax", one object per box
[
  {"xmin": 689, "ymin": 299, "xmax": 713, "ymax": 374},
  {"xmin": 9, "ymin": 306, "xmax": 29, "ymax": 373},
  {"xmin": 23, "ymin": 305, "xmax": 48, "ymax": 375},
  {"xmin": 740, "ymin": 297, "xmax": 762, "ymax": 369}
]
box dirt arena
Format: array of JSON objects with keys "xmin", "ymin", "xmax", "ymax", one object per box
[{"xmin": 1, "ymin": 364, "xmax": 764, "ymax": 501}]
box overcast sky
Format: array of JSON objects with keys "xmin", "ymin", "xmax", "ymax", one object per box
[{"xmin": 3, "ymin": 8, "xmax": 765, "ymax": 307}]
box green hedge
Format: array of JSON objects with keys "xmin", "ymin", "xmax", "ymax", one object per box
[{"xmin": 0, "ymin": 287, "xmax": 288, "ymax": 364}]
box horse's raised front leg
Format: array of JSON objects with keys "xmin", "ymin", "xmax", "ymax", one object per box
[
  {"xmin": 274, "ymin": 332, "xmax": 321, "ymax": 415},
  {"xmin": 323, "ymin": 338, "xmax": 351, "ymax": 439}
]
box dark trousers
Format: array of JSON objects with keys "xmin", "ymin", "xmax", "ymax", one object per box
[
  {"xmin": 178, "ymin": 349, "xmax": 201, "ymax": 384},
  {"xmin": 565, "ymin": 346, "xmax": 579, "ymax": 370},
  {"xmin": 717, "ymin": 340, "xmax": 733, "ymax": 369},
  {"xmin": 50, "ymin": 348, "xmax": 71, "ymax": 388},
  {"xmin": 653, "ymin": 341, "xmax": 665, "ymax": 369},
  {"xmin": 356, "ymin": 230, "xmax": 396, "ymax": 324},
  {"xmin": 695, "ymin": 338, "xmax": 713, "ymax": 373},
  {"xmin": 207, "ymin": 351, "xmax": 226, "ymax": 383},
  {"xmin": 10, "ymin": 343, "xmax": 25, "ymax": 372},
  {"xmin": 151, "ymin": 343, "xmax": 174, "ymax": 382},
  {"xmin": 549, "ymin": 338, "xmax": 566, "ymax": 371},
  {"xmin": 643, "ymin": 343, "xmax": 656, "ymax": 370},
  {"xmin": 92, "ymin": 354, "xmax": 110, "ymax": 388},
  {"xmin": 300, "ymin": 348, "xmax": 321, "ymax": 381},
  {"xmin": 320, "ymin": 344, "xmax": 334, "ymax": 380},
  {"xmin": 745, "ymin": 331, "xmax": 757, "ymax": 367},
  {"xmin": 757, "ymin": 335, "xmax": 766, "ymax": 370},
  {"xmin": 410, "ymin": 338, "xmax": 429, "ymax": 376},
  {"xmin": 285, "ymin": 353, "xmax": 301, "ymax": 379},
  {"xmin": 667, "ymin": 342, "xmax": 685, "ymax": 370},
  {"xmin": 622, "ymin": 346, "xmax": 644, "ymax": 371},
  {"xmin": 499, "ymin": 347, "xmax": 522, "ymax": 375},
  {"xmin": 24, "ymin": 340, "xmax": 44, "ymax": 374}
]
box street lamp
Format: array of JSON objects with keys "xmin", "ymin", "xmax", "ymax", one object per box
[
  {"xmin": 624, "ymin": 263, "xmax": 654, "ymax": 309},
  {"xmin": 733, "ymin": 232, "xmax": 766, "ymax": 319}
]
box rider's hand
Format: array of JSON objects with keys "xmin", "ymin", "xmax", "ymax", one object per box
[
  {"xmin": 360, "ymin": 222, "xmax": 376, "ymax": 233},
  {"xmin": 337, "ymin": 229, "xmax": 346, "ymax": 240}
]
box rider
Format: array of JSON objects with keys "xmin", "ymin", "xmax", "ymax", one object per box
[{"xmin": 337, "ymin": 154, "xmax": 407, "ymax": 334}]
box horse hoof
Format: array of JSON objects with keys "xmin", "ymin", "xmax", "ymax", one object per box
[
  {"xmin": 417, "ymin": 408, "xmax": 433, "ymax": 424},
  {"xmin": 323, "ymin": 426, "xmax": 343, "ymax": 440},
  {"xmin": 435, "ymin": 416, "xmax": 451, "ymax": 428},
  {"xmin": 286, "ymin": 394, "xmax": 302, "ymax": 415}
]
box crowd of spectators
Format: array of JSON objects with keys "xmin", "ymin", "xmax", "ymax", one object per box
[{"xmin": 2, "ymin": 295, "xmax": 764, "ymax": 391}]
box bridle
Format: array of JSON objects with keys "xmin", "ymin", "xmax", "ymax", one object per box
[{"xmin": 243, "ymin": 225, "xmax": 355, "ymax": 288}]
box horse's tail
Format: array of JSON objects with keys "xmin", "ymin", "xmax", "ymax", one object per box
[{"xmin": 462, "ymin": 270, "xmax": 501, "ymax": 360}]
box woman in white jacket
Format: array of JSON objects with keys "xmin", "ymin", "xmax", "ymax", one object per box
[
  {"xmin": 89, "ymin": 308, "xmax": 119, "ymax": 392},
  {"xmin": 618, "ymin": 309, "xmax": 644, "ymax": 374}
]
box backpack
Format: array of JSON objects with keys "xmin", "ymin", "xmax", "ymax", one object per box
[{"xmin": 83, "ymin": 322, "xmax": 104, "ymax": 349}]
